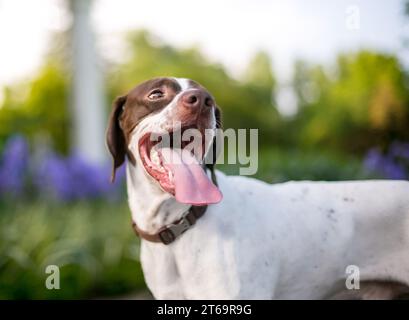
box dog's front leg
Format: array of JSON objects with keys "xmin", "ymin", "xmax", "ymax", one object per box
[{"xmin": 140, "ymin": 241, "xmax": 185, "ymax": 299}]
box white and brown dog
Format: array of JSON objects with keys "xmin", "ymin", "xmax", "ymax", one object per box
[{"xmin": 106, "ymin": 77, "xmax": 409, "ymax": 299}]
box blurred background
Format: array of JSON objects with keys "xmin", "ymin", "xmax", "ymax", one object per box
[{"xmin": 1, "ymin": 0, "xmax": 409, "ymax": 299}]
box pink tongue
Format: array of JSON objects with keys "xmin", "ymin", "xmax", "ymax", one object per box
[{"xmin": 160, "ymin": 148, "xmax": 222, "ymax": 205}]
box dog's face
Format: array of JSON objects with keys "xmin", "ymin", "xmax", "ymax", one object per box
[{"xmin": 106, "ymin": 77, "xmax": 222, "ymax": 205}]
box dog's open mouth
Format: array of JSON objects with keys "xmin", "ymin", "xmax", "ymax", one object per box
[{"xmin": 138, "ymin": 126, "xmax": 222, "ymax": 205}]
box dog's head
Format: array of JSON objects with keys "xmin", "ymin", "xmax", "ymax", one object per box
[{"xmin": 106, "ymin": 77, "xmax": 222, "ymax": 206}]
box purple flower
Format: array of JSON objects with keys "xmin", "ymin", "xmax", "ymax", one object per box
[
  {"xmin": 0, "ymin": 135, "xmax": 126, "ymax": 202},
  {"xmin": 364, "ymin": 142, "xmax": 408, "ymax": 180},
  {"xmin": 35, "ymin": 152, "xmax": 72, "ymax": 201},
  {"xmin": 390, "ymin": 142, "xmax": 409, "ymax": 160},
  {"xmin": 0, "ymin": 135, "xmax": 29, "ymax": 197},
  {"xmin": 363, "ymin": 149, "xmax": 383, "ymax": 172},
  {"xmin": 35, "ymin": 151, "xmax": 126, "ymax": 202}
]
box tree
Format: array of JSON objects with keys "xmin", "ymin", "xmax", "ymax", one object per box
[
  {"xmin": 292, "ymin": 51, "xmax": 409, "ymax": 153},
  {"xmin": 244, "ymin": 51, "xmax": 275, "ymax": 88},
  {"xmin": 0, "ymin": 59, "xmax": 69, "ymax": 153}
]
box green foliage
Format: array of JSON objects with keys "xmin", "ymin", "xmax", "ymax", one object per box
[
  {"xmin": 0, "ymin": 201, "xmax": 146, "ymax": 299},
  {"xmin": 0, "ymin": 60, "xmax": 70, "ymax": 153},
  {"xmin": 293, "ymin": 51, "xmax": 409, "ymax": 154},
  {"xmin": 219, "ymin": 147, "xmax": 375, "ymax": 183},
  {"xmin": 243, "ymin": 51, "xmax": 276, "ymax": 104}
]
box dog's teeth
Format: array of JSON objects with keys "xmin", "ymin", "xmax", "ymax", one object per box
[
  {"xmin": 168, "ymin": 170, "xmax": 173, "ymax": 181},
  {"xmin": 150, "ymin": 148, "xmax": 161, "ymax": 166}
]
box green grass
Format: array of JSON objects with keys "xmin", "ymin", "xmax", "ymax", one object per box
[{"xmin": 0, "ymin": 201, "xmax": 147, "ymax": 299}]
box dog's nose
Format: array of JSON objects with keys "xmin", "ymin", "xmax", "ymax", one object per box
[{"xmin": 181, "ymin": 89, "xmax": 213, "ymax": 110}]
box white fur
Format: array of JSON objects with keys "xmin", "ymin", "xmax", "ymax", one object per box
[
  {"xmin": 125, "ymin": 80, "xmax": 409, "ymax": 299},
  {"xmin": 175, "ymin": 77, "xmax": 190, "ymax": 91}
]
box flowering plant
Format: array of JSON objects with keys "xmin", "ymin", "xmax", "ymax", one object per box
[
  {"xmin": 0, "ymin": 135, "xmax": 125, "ymax": 202},
  {"xmin": 364, "ymin": 142, "xmax": 409, "ymax": 180}
]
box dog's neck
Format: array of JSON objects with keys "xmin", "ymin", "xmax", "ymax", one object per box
[{"xmin": 126, "ymin": 161, "xmax": 190, "ymax": 234}]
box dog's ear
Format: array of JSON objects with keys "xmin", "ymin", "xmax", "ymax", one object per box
[
  {"xmin": 206, "ymin": 106, "xmax": 222, "ymax": 185},
  {"xmin": 106, "ymin": 95, "xmax": 127, "ymax": 182}
]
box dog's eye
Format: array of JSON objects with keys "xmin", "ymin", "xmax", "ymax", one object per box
[{"xmin": 148, "ymin": 90, "xmax": 164, "ymax": 100}]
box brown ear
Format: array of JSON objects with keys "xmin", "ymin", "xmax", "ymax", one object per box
[
  {"xmin": 106, "ymin": 95, "xmax": 127, "ymax": 182},
  {"xmin": 206, "ymin": 106, "xmax": 222, "ymax": 184}
]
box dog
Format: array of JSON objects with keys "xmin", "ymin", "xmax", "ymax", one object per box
[{"xmin": 106, "ymin": 77, "xmax": 409, "ymax": 299}]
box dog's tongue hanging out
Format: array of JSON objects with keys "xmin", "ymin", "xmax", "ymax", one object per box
[{"xmin": 160, "ymin": 148, "xmax": 222, "ymax": 205}]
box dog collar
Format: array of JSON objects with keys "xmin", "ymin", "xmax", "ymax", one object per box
[
  {"xmin": 132, "ymin": 205, "xmax": 207, "ymax": 245},
  {"xmin": 131, "ymin": 165, "xmax": 217, "ymax": 245}
]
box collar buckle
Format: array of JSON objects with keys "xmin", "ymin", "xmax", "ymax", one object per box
[{"xmin": 158, "ymin": 213, "xmax": 192, "ymax": 245}]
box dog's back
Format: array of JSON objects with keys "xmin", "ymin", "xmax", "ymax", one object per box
[{"xmin": 209, "ymin": 173, "xmax": 409, "ymax": 298}]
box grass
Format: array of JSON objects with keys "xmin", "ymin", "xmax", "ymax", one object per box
[{"xmin": 0, "ymin": 200, "xmax": 147, "ymax": 299}]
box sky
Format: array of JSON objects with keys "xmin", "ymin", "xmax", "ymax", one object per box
[{"xmin": 0, "ymin": 0, "xmax": 408, "ymax": 113}]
